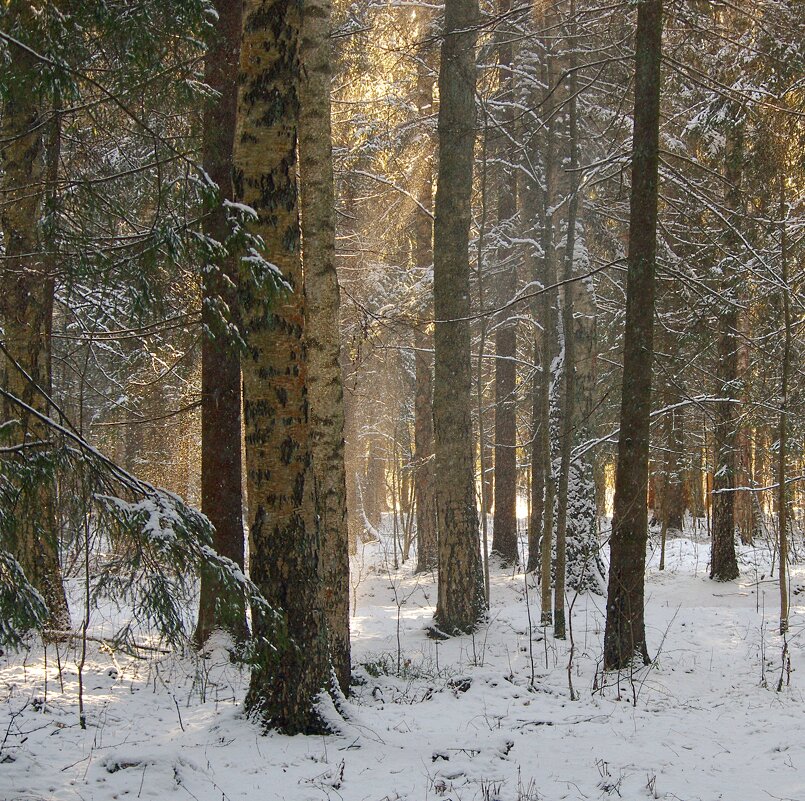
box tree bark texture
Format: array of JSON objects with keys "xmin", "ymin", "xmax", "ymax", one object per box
[
  {"xmin": 0, "ymin": 1, "xmax": 69, "ymax": 627},
  {"xmin": 710, "ymin": 117, "xmax": 742, "ymax": 582},
  {"xmin": 195, "ymin": 0, "xmax": 247, "ymax": 648},
  {"xmin": 414, "ymin": 321, "xmax": 437, "ymax": 572},
  {"xmin": 734, "ymin": 310, "xmax": 754, "ymax": 544},
  {"xmin": 299, "ymin": 0, "xmax": 352, "ymax": 693},
  {"xmin": 413, "ymin": 19, "xmax": 438, "ymax": 574},
  {"xmin": 235, "ymin": 0, "xmax": 331, "ymax": 734},
  {"xmin": 527, "ymin": 337, "xmax": 544, "ymax": 575},
  {"xmin": 491, "ymin": 0, "xmax": 519, "ymax": 566},
  {"xmin": 432, "ymin": 0, "xmax": 485, "ymax": 634},
  {"xmin": 537, "ymin": 10, "xmax": 559, "ymax": 624},
  {"xmin": 603, "ymin": 0, "xmax": 663, "ymax": 670},
  {"xmin": 777, "ymin": 175, "xmax": 790, "ymax": 635}
]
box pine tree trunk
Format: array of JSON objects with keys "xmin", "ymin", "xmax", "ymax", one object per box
[
  {"xmin": 340, "ymin": 178, "xmax": 363, "ymax": 550},
  {"xmin": 537, "ymin": 10, "xmax": 559, "ymax": 625},
  {"xmin": 299, "ymin": 0, "xmax": 352, "ymax": 693},
  {"xmin": 236, "ymin": 0, "xmax": 331, "ymax": 734},
  {"xmin": 527, "ymin": 337, "xmax": 544, "ymax": 574},
  {"xmin": 734, "ymin": 310, "xmax": 754, "ymax": 544},
  {"xmin": 364, "ymin": 436, "xmax": 386, "ymax": 530},
  {"xmin": 413, "ymin": 35, "xmax": 438, "ymax": 573},
  {"xmin": 687, "ymin": 438, "xmax": 705, "ymax": 519},
  {"xmin": 0, "ymin": 2, "xmax": 68, "ymax": 628},
  {"xmin": 777, "ymin": 175, "xmax": 790, "ymax": 635},
  {"xmin": 553, "ymin": 9, "xmax": 585, "ymax": 637},
  {"xmin": 522, "ymin": 51, "xmax": 544, "ymax": 576},
  {"xmin": 491, "ymin": 0, "xmax": 519, "ymax": 566},
  {"xmin": 414, "ymin": 322, "xmax": 437, "ymax": 571},
  {"xmin": 195, "ymin": 0, "xmax": 247, "ymax": 648},
  {"xmin": 710, "ymin": 115, "xmax": 742, "ymax": 582},
  {"xmin": 603, "ymin": 0, "xmax": 663, "ymax": 670},
  {"xmin": 433, "ymin": 0, "xmax": 485, "ymax": 634},
  {"xmin": 665, "ymin": 401, "xmax": 684, "ymax": 532}
]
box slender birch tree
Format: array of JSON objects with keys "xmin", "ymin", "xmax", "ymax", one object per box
[{"xmin": 299, "ymin": 0, "xmax": 352, "ymax": 693}]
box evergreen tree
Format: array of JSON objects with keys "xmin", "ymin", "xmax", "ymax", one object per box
[
  {"xmin": 604, "ymin": 0, "xmax": 663, "ymax": 670},
  {"xmin": 432, "ymin": 0, "xmax": 485, "ymax": 634},
  {"xmin": 195, "ymin": 0, "xmax": 248, "ymax": 647}
]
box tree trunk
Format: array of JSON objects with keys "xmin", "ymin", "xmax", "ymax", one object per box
[
  {"xmin": 299, "ymin": 0, "xmax": 352, "ymax": 693},
  {"xmin": 710, "ymin": 115, "xmax": 742, "ymax": 582},
  {"xmin": 195, "ymin": 0, "xmax": 247, "ymax": 648},
  {"xmin": 603, "ymin": 0, "xmax": 663, "ymax": 670},
  {"xmin": 340, "ymin": 178, "xmax": 363, "ymax": 551},
  {"xmin": 734, "ymin": 310, "xmax": 754, "ymax": 544},
  {"xmin": 665, "ymin": 401, "xmax": 684, "ymax": 532},
  {"xmin": 777, "ymin": 175, "xmax": 790, "ymax": 636},
  {"xmin": 0, "ymin": 1, "xmax": 69, "ymax": 628},
  {"xmin": 364, "ymin": 435, "xmax": 386, "ymax": 530},
  {"xmin": 553, "ymin": 66, "xmax": 580, "ymax": 638},
  {"xmin": 687, "ymin": 436, "xmax": 705, "ymax": 519},
  {"xmin": 413, "ymin": 32, "xmax": 438, "ymax": 573},
  {"xmin": 432, "ymin": 0, "xmax": 485, "ymax": 634},
  {"xmin": 414, "ymin": 325, "xmax": 438, "ymax": 572},
  {"xmin": 527, "ymin": 338, "xmax": 544, "ymax": 574},
  {"xmin": 236, "ymin": 0, "xmax": 331, "ymax": 734},
  {"xmin": 537, "ymin": 9, "xmax": 559, "ymax": 625},
  {"xmin": 491, "ymin": 0, "xmax": 519, "ymax": 566},
  {"xmin": 566, "ymin": 233, "xmax": 606, "ymax": 596}
]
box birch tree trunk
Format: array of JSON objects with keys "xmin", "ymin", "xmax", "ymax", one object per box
[
  {"xmin": 236, "ymin": 0, "xmax": 331, "ymax": 733},
  {"xmin": 299, "ymin": 0, "xmax": 352, "ymax": 693}
]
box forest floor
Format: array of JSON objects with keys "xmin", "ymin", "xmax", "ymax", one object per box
[{"xmin": 1, "ymin": 520, "xmax": 804, "ymax": 801}]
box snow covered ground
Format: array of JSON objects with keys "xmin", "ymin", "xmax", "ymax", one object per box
[{"xmin": 1, "ymin": 522, "xmax": 804, "ymax": 801}]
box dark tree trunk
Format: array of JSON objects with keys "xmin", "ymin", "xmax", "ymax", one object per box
[
  {"xmin": 734, "ymin": 310, "xmax": 754, "ymax": 544},
  {"xmin": 553, "ymin": 45, "xmax": 582, "ymax": 637},
  {"xmin": 236, "ymin": 0, "xmax": 331, "ymax": 734},
  {"xmin": 491, "ymin": 0, "xmax": 519, "ymax": 566},
  {"xmin": 0, "ymin": 1, "xmax": 68, "ymax": 628},
  {"xmin": 710, "ymin": 116, "xmax": 742, "ymax": 582},
  {"xmin": 777, "ymin": 175, "xmax": 790, "ymax": 635},
  {"xmin": 537, "ymin": 9, "xmax": 559, "ymax": 624},
  {"xmin": 413, "ymin": 32, "xmax": 438, "ymax": 573},
  {"xmin": 432, "ymin": 0, "xmax": 485, "ymax": 634},
  {"xmin": 414, "ymin": 322, "xmax": 437, "ymax": 572},
  {"xmin": 687, "ymin": 434, "xmax": 705, "ymax": 519},
  {"xmin": 195, "ymin": 0, "xmax": 247, "ymax": 648},
  {"xmin": 527, "ymin": 338, "xmax": 544, "ymax": 575},
  {"xmin": 363, "ymin": 436, "xmax": 386, "ymax": 531},
  {"xmin": 603, "ymin": 0, "xmax": 663, "ymax": 670},
  {"xmin": 665, "ymin": 402, "xmax": 685, "ymax": 533}
]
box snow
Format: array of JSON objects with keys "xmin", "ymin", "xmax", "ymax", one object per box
[{"xmin": 1, "ymin": 521, "xmax": 803, "ymax": 801}]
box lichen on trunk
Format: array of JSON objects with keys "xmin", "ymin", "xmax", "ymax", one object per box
[{"xmin": 234, "ymin": 0, "xmax": 332, "ymax": 734}]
